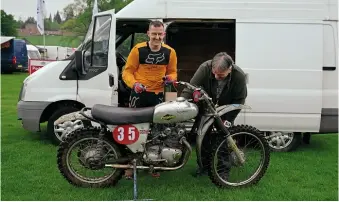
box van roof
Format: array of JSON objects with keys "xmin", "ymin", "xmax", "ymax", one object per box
[
  {"xmin": 116, "ymin": 0, "xmax": 338, "ymax": 21},
  {"xmin": 27, "ymin": 44, "xmax": 39, "ymax": 51},
  {"xmin": 1, "ymin": 36, "xmax": 15, "ymax": 44}
]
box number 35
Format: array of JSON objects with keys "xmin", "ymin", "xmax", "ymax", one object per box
[{"xmin": 117, "ymin": 127, "xmax": 135, "ymax": 141}]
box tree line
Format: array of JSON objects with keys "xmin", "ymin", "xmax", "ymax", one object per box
[
  {"xmin": 1, "ymin": 0, "xmax": 133, "ymax": 37},
  {"xmin": 1, "ymin": 9, "xmax": 64, "ymax": 36},
  {"xmin": 60, "ymin": 0, "xmax": 133, "ymax": 36}
]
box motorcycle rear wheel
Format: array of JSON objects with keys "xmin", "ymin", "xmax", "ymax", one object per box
[
  {"xmin": 208, "ymin": 124, "xmax": 270, "ymax": 188},
  {"xmin": 57, "ymin": 127, "xmax": 124, "ymax": 188}
]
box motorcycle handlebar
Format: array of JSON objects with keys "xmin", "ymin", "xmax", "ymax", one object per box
[
  {"xmin": 174, "ymin": 81, "xmax": 198, "ymax": 91},
  {"xmin": 162, "ymin": 78, "xmax": 215, "ymax": 109},
  {"xmin": 162, "ymin": 77, "xmax": 211, "ymax": 100}
]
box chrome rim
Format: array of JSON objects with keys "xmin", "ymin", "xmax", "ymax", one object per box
[
  {"xmin": 213, "ymin": 132, "xmax": 266, "ymax": 186},
  {"xmin": 54, "ymin": 120, "xmax": 85, "ymax": 141},
  {"xmin": 264, "ymin": 131, "xmax": 294, "ymax": 150},
  {"xmin": 66, "ymin": 137, "xmax": 119, "ymax": 184}
]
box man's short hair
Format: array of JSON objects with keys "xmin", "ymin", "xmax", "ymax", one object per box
[
  {"xmin": 211, "ymin": 52, "xmax": 234, "ymax": 71},
  {"xmin": 149, "ymin": 20, "xmax": 164, "ymax": 29}
]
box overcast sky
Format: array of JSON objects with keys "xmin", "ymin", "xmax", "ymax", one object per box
[{"xmin": 2, "ymin": 0, "xmax": 71, "ymax": 20}]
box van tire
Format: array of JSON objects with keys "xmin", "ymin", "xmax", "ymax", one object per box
[{"xmin": 47, "ymin": 106, "xmax": 82, "ymax": 145}]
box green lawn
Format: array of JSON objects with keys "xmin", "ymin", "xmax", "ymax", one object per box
[
  {"xmin": 1, "ymin": 73, "xmax": 338, "ymax": 201},
  {"xmin": 18, "ymin": 35, "xmax": 82, "ymax": 47}
]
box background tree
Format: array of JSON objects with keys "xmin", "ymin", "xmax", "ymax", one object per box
[
  {"xmin": 53, "ymin": 11, "xmax": 62, "ymax": 24},
  {"xmin": 60, "ymin": 0, "xmax": 134, "ymax": 45},
  {"xmin": 1, "ymin": 10, "xmax": 18, "ymax": 36},
  {"xmin": 61, "ymin": 0, "xmax": 133, "ymax": 37},
  {"xmin": 16, "ymin": 17, "xmax": 25, "ymax": 29},
  {"xmin": 24, "ymin": 17, "xmax": 36, "ymax": 24}
]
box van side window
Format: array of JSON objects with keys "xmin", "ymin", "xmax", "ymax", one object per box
[
  {"xmin": 323, "ymin": 24, "xmax": 337, "ymax": 68},
  {"xmin": 134, "ymin": 33, "xmax": 148, "ymax": 45},
  {"xmin": 117, "ymin": 35, "xmax": 132, "ymax": 58},
  {"xmin": 84, "ymin": 15, "xmax": 112, "ymax": 68},
  {"xmin": 117, "ymin": 33, "xmax": 148, "ymax": 59}
]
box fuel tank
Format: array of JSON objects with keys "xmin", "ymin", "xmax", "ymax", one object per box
[{"xmin": 153, "ymin": 97, "xmax": 199, "ymax": 124}]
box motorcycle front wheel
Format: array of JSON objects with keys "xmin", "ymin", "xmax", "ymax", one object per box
[
  {"xmin": 208, "ymin": 125, "xmax": 270, "ymax": 188},
  {"xmin": 57, "ymin": 127, "xmax": 124, "ymax": 188}
]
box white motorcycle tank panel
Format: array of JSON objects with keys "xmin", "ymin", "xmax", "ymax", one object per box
[
  {"xmin": 153, "ymin": 97, "xmax": 199, "ymax": 124},
  {"xmin": 107, "ymin": 123, "xmax": 150, "ymax": 153}
]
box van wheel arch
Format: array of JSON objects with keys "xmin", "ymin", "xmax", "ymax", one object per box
[
  {"xmin": 40, "ymin": 100, "xmax": 85, "ymax": 123},
  {"xmin": 41, "ymin": 100, "xmax": 86, "ymax": 145}
]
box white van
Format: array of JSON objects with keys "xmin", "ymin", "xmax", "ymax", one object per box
[
  {"xmin": 27, "ymin": 44, "xmax": 42, "ymax": 60},
  {"xmin": 25, "ymin": 44, "xmax": 42, "ymax": 71},
  {"xmin": 17, "ymin": 0, "xmax": 338, "ymax": 151}
]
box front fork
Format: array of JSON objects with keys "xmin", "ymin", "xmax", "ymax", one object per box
[
  {"xmin": 215, "ymin": 117, "xmax": 245, "ymax": 165},
  {"xmin": 226, "ymin": 136, "xmax": 245, "ymax": 164}
]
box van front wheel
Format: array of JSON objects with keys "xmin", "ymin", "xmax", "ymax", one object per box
[{"xmin": 47, "ymin": 106, "xmax": 87, "ymax": 145}]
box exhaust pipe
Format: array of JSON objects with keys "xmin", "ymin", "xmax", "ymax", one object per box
[{"xmin": 105, "ymin": 137, "xmax": 192, "ymax": 171}]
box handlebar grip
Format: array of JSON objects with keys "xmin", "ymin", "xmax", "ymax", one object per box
[{"xmin": 192, "ymin": 90, "xmax": 201, "ymax": 102}]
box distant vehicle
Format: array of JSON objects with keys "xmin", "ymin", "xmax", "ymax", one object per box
[
  {"xmin": 36, "ymin": 45, "xmax": 76, "ymax": 60},
  {"xmin": 1, "ymin": 37, "xmax": 28, "ymax": 73},
  {"xmin": 27, "ymin": 44, "xmax": 42, "ymax": 60}
]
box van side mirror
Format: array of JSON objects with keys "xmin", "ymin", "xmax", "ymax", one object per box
[{"xmin": 75, "ymin": 50, "xmax": 87, "ymax": 75}]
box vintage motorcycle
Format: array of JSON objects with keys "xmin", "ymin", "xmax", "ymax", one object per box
[{"xmin": 56, "ymin": 80, "xmax": 270, "ymax": 189}]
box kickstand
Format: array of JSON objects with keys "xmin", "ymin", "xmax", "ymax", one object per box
[
  {"xmin": 132, "ymin": 159, "xmax": 138, "ymax": 201},
  {"xmin": 132, "ymin": 159, "xmax": 153, "ymax": 201}
]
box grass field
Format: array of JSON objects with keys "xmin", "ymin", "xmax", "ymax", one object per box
[
  {"xmin": 1, "ymin": 73, "xmax": 338, "ymax": 201},
  {"xmin": 18, "ymin": 35, "xmax": 82, "ymax": 47}
]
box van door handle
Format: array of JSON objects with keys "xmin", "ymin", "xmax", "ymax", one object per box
[{"xmin": 108, "ymin": 73, "xmax": 114, "ymax": 87}]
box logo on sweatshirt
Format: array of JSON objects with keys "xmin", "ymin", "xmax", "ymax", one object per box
[{"xmin": 145, "ymin": 53, "xmax": 165, "ymax": 64}]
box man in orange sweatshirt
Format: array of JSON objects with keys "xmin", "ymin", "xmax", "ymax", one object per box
[
  {"xmin": 122, "ymin": 20, "xmax": 177, "ymax": 108},
  {"xmin": 122, "ymin": 20, "xmax": 177, "ymax": 179}
]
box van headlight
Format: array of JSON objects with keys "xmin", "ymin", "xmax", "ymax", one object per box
[
  {"xmin": 19, "ymin": 82, "xmax": 27, "ymax": 101},
  {"xmin": 20, "ymin": 76, "xmax": 34, "ymax": 101},
  {"xmin": 21, "ymin": 83, "xmax": 27, "ymax": 100}
]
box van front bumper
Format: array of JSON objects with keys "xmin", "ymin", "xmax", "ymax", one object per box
[{"xmin": 17, "ymin": 100, "xmax": 51, "ymax": 132}]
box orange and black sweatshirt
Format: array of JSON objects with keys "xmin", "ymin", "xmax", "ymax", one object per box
[{"xmin": 122, "ymin": 41, "xmax": 177, "ymax": 94}]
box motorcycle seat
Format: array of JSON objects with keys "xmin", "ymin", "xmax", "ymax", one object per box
[{"xmin": 91, "ymin": 104, "xmax": 155, "ymax": 125}]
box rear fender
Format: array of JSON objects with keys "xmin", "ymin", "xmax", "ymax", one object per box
[{"xmin": 195, "ymin": 104, "xmax": 251, "ymax": 168}]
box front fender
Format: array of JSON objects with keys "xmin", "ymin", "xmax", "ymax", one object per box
[
  {"xmin": 54, "ymin": 110, "xmax": 93, "ymax": 126},
  {"xmin": 195, "ymin": 104, "xmax": 251, "ymax": 169}
]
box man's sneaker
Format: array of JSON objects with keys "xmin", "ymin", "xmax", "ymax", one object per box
[{"xmin": 151, "ymin": 171, "xmax": 161, "ymax": 178}]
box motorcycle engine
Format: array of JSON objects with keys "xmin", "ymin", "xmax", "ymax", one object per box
[{"xmin": 142, "ymin": 123, "xmax": 187, "ymax": 167}]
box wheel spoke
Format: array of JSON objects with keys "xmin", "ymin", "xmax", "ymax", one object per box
[
  {"xmin": 209, "ymin": 126, "xmax": 270, "ymax": 188},
  {"xmin": 65, "ymin": 137, "xmax": 120, "ymax": 184}
]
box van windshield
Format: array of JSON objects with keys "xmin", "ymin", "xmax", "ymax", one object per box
[
  {"xmin": 81, "ymin": 17, "xmax": 112, "ymax": 49},
  {"xmin": 28, "ymin": 50, "xmax": 41, "ymax": 59},
  {"xmin": 65, "ymin": 16, "xmax": 119, "ymax": 60}
]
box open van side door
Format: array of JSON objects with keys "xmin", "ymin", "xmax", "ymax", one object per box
[{"xmin": 76, "ymin": 10, "xmax": 118, "ymax": 107}]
